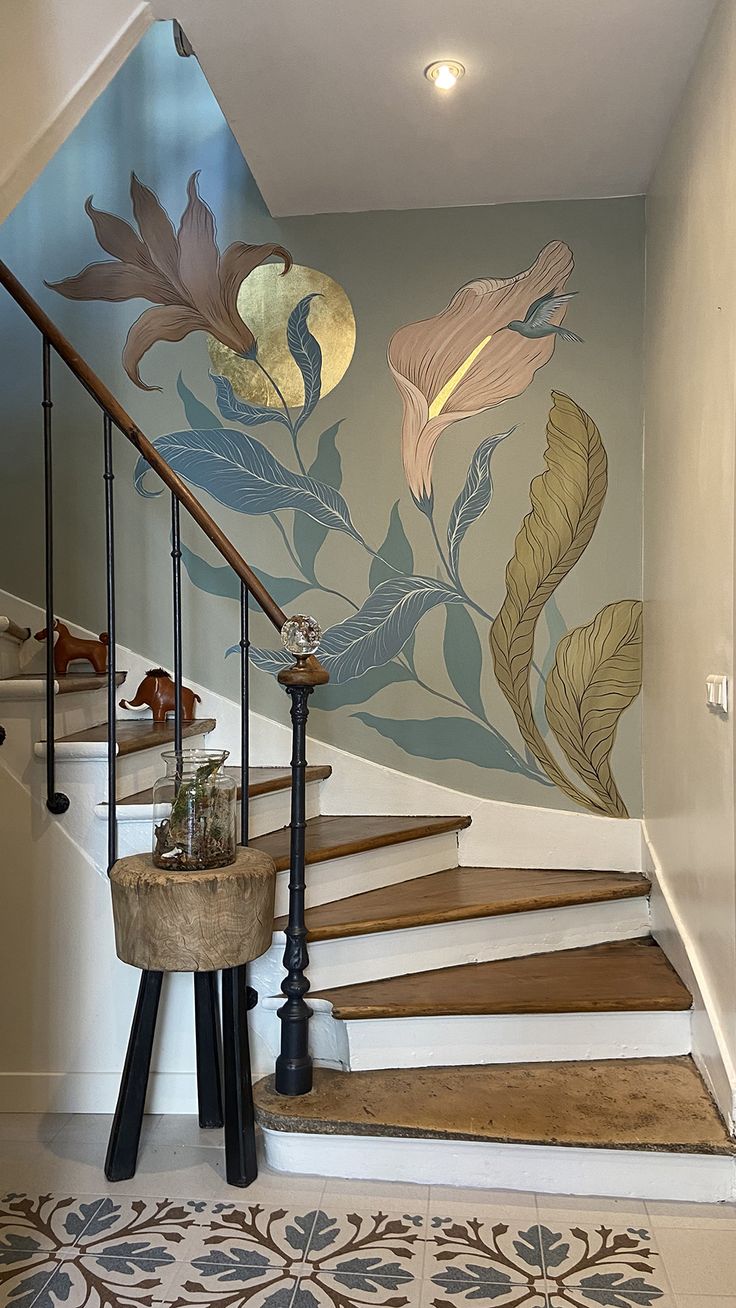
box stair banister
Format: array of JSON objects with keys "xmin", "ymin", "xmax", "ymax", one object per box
[{"xmin": 0, "ymin": 258, "xmax": 327, "ymax": 1101}]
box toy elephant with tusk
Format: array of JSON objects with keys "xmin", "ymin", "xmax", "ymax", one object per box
[{"xmin": 119, "ymin": 668, "xmax": 200, "ymax": 723}]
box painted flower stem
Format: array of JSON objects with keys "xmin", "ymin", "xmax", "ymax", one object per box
[{"xmin": 255, "ymin": 358, "xmax": 308, "ymax": 474}]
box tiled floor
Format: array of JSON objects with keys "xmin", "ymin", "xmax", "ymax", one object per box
[{"xmin": 0, "ymin": 1115, "xmax": 735, "ymax": 1308}]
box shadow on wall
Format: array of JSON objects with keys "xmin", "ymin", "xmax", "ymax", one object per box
[{"xmin": 47, "ymin": 172, "xmax": 642, "ymax": 819}]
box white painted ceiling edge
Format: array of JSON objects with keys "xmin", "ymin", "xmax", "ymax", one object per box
[{"xmin": 151, "ymin": 0, "xmax": 717, "ymax": 216}]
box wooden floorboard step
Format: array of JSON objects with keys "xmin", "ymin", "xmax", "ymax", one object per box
[
  {"xmin": 250, "ymin": 814, "xmax": 471, "ymax": 873},
  {"xmin": 254, "ymin": 1057, "xmax": 734, "ymax": 1155},
  {"xmin": 119, "ymin": 764, "xmax": 331, "ymax": 806},
  {"xmin": 1, "ymin": 671, "xmax": 127, "ymax": 694},
  {"xmin": 282, "ymin": 865, "xmax": 651, "ymax": 940},
  {"xmin": 312, "ymin": 937, "xmax": 691, "ymax": 1019},
  {"xmin": 53, "ymin": 718, "xmax": 216, "ymax": 756}
]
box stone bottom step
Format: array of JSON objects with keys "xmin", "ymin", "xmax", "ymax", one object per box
[{"xmin": 254, "ymin": 1057, "xmax": 736, "ymax": 1201}]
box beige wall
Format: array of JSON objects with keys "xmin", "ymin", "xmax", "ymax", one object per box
[
  {"xmin": 0, "ymin": 0, "xmax": 152, "ymax": 224},
  {"xmin": 644, "ymin": 0, "xmax": 736, "ymax": 1116}
]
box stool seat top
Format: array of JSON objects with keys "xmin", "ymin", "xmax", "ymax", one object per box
[{"xmin": 109, "ymin": 847, "xmax": 277, "ymax": 972}]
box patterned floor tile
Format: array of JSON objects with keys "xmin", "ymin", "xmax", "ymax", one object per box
[
  {"xmin": 425, "ymin": 1217, "xmax": 550, "ymax": 1296},
  {"xmin": 420, "ymin": 1275, "xmax": 549, "ymax": 1308},
  {"xmin": 157, "ymin": 1261, "xmax": 297, "ymax": 1307},
  {"xmin": 536, "ymin": 1220, "xmax": 667, "ymax": 1306},
  {"xmin": 303, "ymin": 1206, "xmax": 427, "ymax": 1277}
]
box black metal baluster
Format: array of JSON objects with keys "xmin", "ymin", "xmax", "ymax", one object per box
[
  {"xmin": 103, "ymin": 414, "xmax": 117, "ymax": 870},
  {"xmin": 170, "ymin": 495, "xmax": 183, "ymax": 762},
  {"xmin": 274, "ymin": 676, "xmax": 314, "ymax": 1095},
  {"xmin": 41, "ymin": 338, "xmax": 69, "ymax": 816},
  {"xmin": 239, "ymin": 581, "xmax": 250, "ymax": 846}
]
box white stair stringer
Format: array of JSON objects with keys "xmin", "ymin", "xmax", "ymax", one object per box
[
  {"xmin": 260, "ymin": 1128, "xmax": 736, "ymax": 1203},
  {"xmin": 267, "ymin": 895, "xmax": 651, "ymax": 991}
]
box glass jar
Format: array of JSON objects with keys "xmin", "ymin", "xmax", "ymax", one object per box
[{"xmin": 152, "ymin": 749, "xmax": 237, "ymax": 870}]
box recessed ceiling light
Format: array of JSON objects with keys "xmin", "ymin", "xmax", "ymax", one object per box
[{"xmin": 425, "ymin": 60, "xmax": 465, "ymax": 91}]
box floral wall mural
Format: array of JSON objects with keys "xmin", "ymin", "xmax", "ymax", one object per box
[
  {"xmin": 0, "ymin": 24, "xmax": 644, "ymax": 817},
  {"xmin": 44, "ymin": 168, "xmax": 642, "ymax": 819}
]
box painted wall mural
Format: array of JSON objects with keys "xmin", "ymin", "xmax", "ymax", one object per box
[{"xmin": 49, "ymin": 172, "xmax": 642, "ymax": 818}]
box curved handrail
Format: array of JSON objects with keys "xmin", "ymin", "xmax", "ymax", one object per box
[{"xmin": 0, "ymin": 259, "xmax": 301, "ymax": 641}]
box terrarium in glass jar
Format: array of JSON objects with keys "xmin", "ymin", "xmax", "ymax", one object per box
[{"xmin": 152, "ymin": 749, "xmax": 237, "ymax": 870}]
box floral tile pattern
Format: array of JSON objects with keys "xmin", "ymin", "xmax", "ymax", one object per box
[{"xmin": 0, "ymin": 1197, "xmax": 673, "ymax": 1308}]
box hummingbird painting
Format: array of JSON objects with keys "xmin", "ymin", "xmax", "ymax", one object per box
[{"xmin": 506, "ymin": 290, "xmax": 583, "ymax": 343}]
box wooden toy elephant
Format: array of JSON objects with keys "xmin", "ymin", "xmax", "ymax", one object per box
[
  {"xmin": 119, "ymin": 668, "xmax": 200, "ymax": 723},
  {"xmin": 35, "ymin": 620, "xmax": 109, "ymax": 675}
]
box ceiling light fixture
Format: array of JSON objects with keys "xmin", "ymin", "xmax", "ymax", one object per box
[{"xmin": 425, "ymin": 60, "xmax": 465, "ymax": 90}]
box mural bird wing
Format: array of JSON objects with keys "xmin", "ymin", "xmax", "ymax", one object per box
[{"xmin": 522, "ymin": 289, "xmax": 578, "ymax": 329}]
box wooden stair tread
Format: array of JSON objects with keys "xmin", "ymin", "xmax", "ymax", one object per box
[
  {"xmin": 3, "ymin": 671, "xmax": 127, "ymax": 693},
  {"xmin": 254, "ymin": 1057, "xmax": 734, "ymax": 1155},
  {"xmin": 281, "ymin": 865, "xmax": 651, "ymax": 940},
  {"xmin": 312, "ymin": 938, "xmax": 691, "ymax": 1018},
  {"xmin": 118, "ymin": 764, "xmax": 331, "ymax": 806},
  {"xmin": 250, "ymin": 814, "xmax": 471, "ymax": 872},
  {"xmin": 56, "ymin": 717, "xmax": 216, "ymax": 755}
]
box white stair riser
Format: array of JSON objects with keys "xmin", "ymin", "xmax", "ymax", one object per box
[
  {"xmin": 337, "ymin": 1009, "xmax": 692, "ymax": 1069},
  {"xmin": 109, "ymin": 783, "xmax": 322, "ymax": 859},
  {"xmin": 35, "ymin": 727, "xmax": 216, "ymax": 794},
  {"xmin": 275, "ymin": 831, "xmax": 460, "ymax": 916},
  {"xmin": 260, "ymin": 1129, "xmax": 735, "ymax": 1202},
  {"xmin": 269, "ymin": 897, "xmax": 651, "ymax": 990}
]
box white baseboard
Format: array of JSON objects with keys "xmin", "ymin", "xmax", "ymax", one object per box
[
  {"xmin": 261, "ymin": 1128, "xmax": 736, "ymax": 1202},
  {"xmin": 644, "ymin": 822, "xmax": 736, "ymax": 1132}
]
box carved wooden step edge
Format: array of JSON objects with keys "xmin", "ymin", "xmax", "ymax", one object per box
[
  {"xmin": 312, "ymin": 937, "xmax": 692, "ymax": 1019},
  {"xmin": 0, "ymin": 671, "xmax": 127, "ymax": 698},
  {"xmin": 115, "ymin": 763, "xmax": 332, "ymax": 808},
  {"xmin": 250, "ymin": 814, "xmax": 472, "ymax": 872},
  {"xmin": 253, "ymin": 1057, "xmax": 736, "ymax": 1154},
  {"xmin": 281, "ymin": 865, "xmax": 652, "ymax": 941},
  {"xmin": 34, "ymin": 716, "xmax": 216, "ymax": 759}
]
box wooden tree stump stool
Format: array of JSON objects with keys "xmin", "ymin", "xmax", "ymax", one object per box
[{"xmin": 106, "ymin": 848, "xmax": 276, "ymax": 1188}]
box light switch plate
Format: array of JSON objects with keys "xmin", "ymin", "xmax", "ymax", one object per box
[{"xmin": 706, "ymin": 674, "xmax": 729, "ymax": 714}]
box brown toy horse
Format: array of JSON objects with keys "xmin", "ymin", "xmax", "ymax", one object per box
[
  {"xmin": 35, "ymin": 620, "xmax": 108, "ymax": 675},
  {"xmin": 120, "ymin": 668, "xmax": 200, "ymax": 723}
]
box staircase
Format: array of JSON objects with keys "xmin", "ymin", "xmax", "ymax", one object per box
[
  {"xmin": 0, "ymin": 262, "xmax": 733, "ymax": 1204},
  {"xmin": 2, "ymin": 612, "xmax": 734, "ymax": 1201}
]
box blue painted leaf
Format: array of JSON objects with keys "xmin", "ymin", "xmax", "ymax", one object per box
[
  {"xmin": 333, "ymin": 1258, "xmax": 413, "ymax": 1291},
  {"xmin": 65, "ymin": 1199, "xmax": 117, "ymax": 1240},
  {"xmin": 354, "ymin": 712, "xmax": 536, "ymax": 776},
  {"xmin": 512, "ymin": 1226, "xmax": 547, "ymax": 1270},
  {"xmin": 317, "ymin": 661, "xmax": 414, "ymax": 709},
  {"xmin": 10, "ymin": 1270, "xmax": 72, "ymax": 1308},
  {"xmin": 369, "ymin": 501, "xmax": 414, "ymax": 590},
  {"xmin": 306, "ymin": 1211, "xmax": 340, "ymax": 1251},
  {"xmin": 193, "ymin": 1248, "xmax": 272, "ymax": 1283},
  {"xmin": 243, "ymin": 578, "xmax": 458, "ymax": 684},
  {"xmin": 180, "ymin": 541, "xmax": 313, "ymax": 610},
  {"xmin": 535, "ymin": 1226, "xmax": 569, "ymax": 1269},
  {"xmin": 133, "ymin": 428, "xmax": 364, "ymax": 543},
  {"xmin": 177, "ymin": 373, "xmax": 222, "ymax": 429},
  {"xmin": 210, "ymin": 372, "xmax": 290, "ymax": 428},
  {"xmin": 577, "ymin": 1273, "xmax": 664, "ymax": 1307},
  {"xmin": 293, "ymin": 421, "xmax": 344, "ymax": 579},
  {"xmin": 96, "ymin": 1240, "xmax": 176, "ymax": 1273},
  {"xmin": 432, "ymin": 1263, "xmax": 513, "ymax": 1295},
  {"xmin": 533, "ymin": 594, "xmax": 567, "ymax": 734},
  {"xmin": 443, "ymin": 605, "xmax": 486, "ymax": 722},
  {"xmin": 0, "ymin": 1234, "xmax": 42, "ymax": 1263},
  {"xmin": 284, "ymin": 1211, "xmax": 321, "ymax": 1252},
  {"xmin": 288, "ymin": 294, "xmax": 322, "ymax": 431},
  {"xmin": 317, "ymin": 576, "xmax": 461, "ymax": 683},
  {"xmin": 447, "ymin": 429, "xmax": 514, "ymax": 577}
]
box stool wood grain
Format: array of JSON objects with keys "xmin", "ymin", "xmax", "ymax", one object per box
[{"xmin": 110, "ymin": 847, "xmax": 276, "ymax": 972}]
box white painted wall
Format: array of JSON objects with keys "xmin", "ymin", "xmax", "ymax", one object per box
[
  {"xmin": 643, "ymin": 0, "xmax": 736, "ymax": 1127},
  {"xmin": 0, "ymin": 0, "xmax": 153, "ymax": 224}
]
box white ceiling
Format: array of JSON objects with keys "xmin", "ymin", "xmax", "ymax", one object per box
[{"xmin": 153, "ymin": 0, "xmax": 717, "ymax": 216}]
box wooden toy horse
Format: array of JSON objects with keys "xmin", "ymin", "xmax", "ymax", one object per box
[
  {"xmin": 120, "ymin": 668, "xmax": 200, "ymax": 723},
  {"xmin": 34, "ymin": 620, "xmax": 109, "ymax": 675}
]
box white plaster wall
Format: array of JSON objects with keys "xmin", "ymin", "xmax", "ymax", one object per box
[
  {"xmin": 0, "ymin": 0, "xmax": 153, "ymax": 224},
  {"xmin": 643, "ymin": 0, "xmax": 736, "ymax": 1124}
]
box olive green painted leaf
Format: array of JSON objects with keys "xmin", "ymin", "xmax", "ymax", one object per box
[
  {"xmin": 545, "ymin": 599, "xmax": 642, "ymax": 819},
  {"xmin": 369, "ymin": 501, "xmax": 414, "ymax": 590},
  {"xmin": 293, "ymin": 421, "xmax": 344, "ymax": 580},
  {"xmin": 490, "ymin": 391, "xmax": 609, "ymax": 813}
]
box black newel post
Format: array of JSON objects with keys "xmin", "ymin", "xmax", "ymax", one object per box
[{"xmin": 275, "ymin": 618, "xmax": 328, "ymax": 1096}]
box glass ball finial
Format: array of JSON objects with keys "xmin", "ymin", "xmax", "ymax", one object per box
[{"xmin": 281, "ymin": 614, "xmax": 322, "ymax": 657}]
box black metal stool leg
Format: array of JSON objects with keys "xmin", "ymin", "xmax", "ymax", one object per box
[
  {"xmin": 105, "ymin": 970, "xmax": 163, "ymax": 1182},
  {"xmin": 222, "ymin": 964, "xmax": 258, "ymax": 1186},
  {"xmin": 194, "ymin": 972, "xmax": 224, "ymax": 1129}
]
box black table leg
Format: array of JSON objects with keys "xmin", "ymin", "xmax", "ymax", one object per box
[
  {"xmin": 194, "ymin": 972, "xmax": 224, "ymax": 1129},
  {"xmin": 222, "ymin": 964, "xmax": 258, "ymax": 1186},
  {"xmin": 105, "ymin": 970, "xmax": 163, "ymax": 1182}
]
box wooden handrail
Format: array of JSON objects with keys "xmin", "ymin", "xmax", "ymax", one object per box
[{"xmin": 0, "ymin": 259, "xmax": 292, "ymax": 635}]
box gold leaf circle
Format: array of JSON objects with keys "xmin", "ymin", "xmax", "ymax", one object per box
[{"xmin": 207, "ymin": 263, "xmax": 356, "ymax": 407}]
